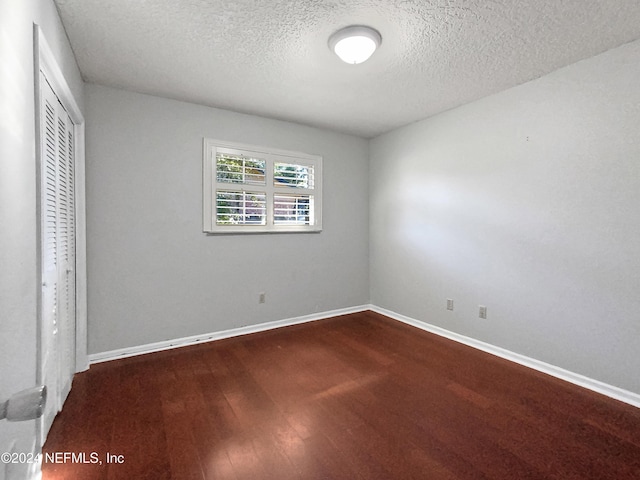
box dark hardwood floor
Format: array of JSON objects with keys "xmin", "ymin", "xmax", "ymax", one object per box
[{"xmin": 42, "ymin": 311, "xmax": 640, "ymax": 479}]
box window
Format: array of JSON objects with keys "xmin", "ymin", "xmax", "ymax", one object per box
[{"xmin": 203, "ymin": 139, "xmax": 322, "ymax": 233}]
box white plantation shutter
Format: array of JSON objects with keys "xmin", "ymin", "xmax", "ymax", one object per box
[
  {"xmin": 273, "ymin": 162, "xmax": 315, "ymax": 226},
  {"xmin": 273, "ymin": 194, "xmax": 313, "ymax": 225},
  {"xmin": 203, "ymin": 139, "xmax": 322, "ymax": 233}
]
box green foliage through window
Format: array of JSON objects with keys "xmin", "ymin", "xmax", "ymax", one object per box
[
  {"xmin": 217, "ymin": 153, "xmax": 265, "ymax": 185},
  {"xmin": 216, "ymin": 191, "xmax": 266, "ymax": 225}
]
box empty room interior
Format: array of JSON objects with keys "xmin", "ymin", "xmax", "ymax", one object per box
[{"xmin": 2, "ymin": 0, "xmax": 640, "ymax": 479}]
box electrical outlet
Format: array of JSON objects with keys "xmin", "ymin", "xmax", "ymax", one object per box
[
  {"xmin": 446, "ymin": 298, "xmax": 454, "ymax": 311},
  {"xmin": 479, "ymin": 305, "xmax": 487, "ymax": 319},
  {"xmin": 259, "ymin": 292, "xmax": 266, "ymax": 304}
]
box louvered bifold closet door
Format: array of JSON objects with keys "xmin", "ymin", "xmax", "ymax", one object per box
[
  {"xmin": 56, "ymin": 102, "xmax": 75, "ymax": 405},
  {"xmin": 64, "ymin": 116, "xmax": 76, "ymax": 397},
  {"xmin": 41, "ymin": 76, "xmax": 60, "ymax": 435},
  {"xmin": 40, "ymin": 74, "xmax": 76, "ymax": 437}
]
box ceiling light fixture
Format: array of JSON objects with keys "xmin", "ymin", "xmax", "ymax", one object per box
[{"xmin": 328, "ymin": 25, "xmax": 382, "ymax": 64}]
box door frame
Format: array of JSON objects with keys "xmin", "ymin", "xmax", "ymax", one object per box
[{"xmin": 34, "ymin": 24, "xmax": 87, "ymax": 444}]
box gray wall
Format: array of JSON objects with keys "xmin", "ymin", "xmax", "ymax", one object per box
[
  {"xmin": 370, "ymin": 39, "xmax": 640, "ymax": 394},
  {"xmin": 0, "ymin": 0, "xmax": 84, "ymax": 476},
  {"xmin": 85, "ymin": 84, "xmax": 369, "ymax": 354},
  {"xmin": 79, "ymin": 29, "xmax": 640, "ymax": 398}
]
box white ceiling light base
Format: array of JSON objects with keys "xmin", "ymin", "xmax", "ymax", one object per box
[{"xmin": 329, "ymin": 25, "xmax": 382, "ymax": 64}]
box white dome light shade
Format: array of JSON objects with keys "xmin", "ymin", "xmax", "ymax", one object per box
[{"xmin": 329, "ymin": 26, "xmax": 382, "ymax": 64}]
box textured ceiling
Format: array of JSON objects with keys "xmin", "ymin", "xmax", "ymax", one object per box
[{"xmin": 54, "ymin": 0, "xmax": 640, "ymax": 138}]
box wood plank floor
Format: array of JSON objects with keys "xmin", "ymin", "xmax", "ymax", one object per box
[{"xmin": 42, "ymin": 311, "xmax": 640, "ymax": 479}]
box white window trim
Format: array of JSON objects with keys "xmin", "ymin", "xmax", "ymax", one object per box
[{"xmin": 203, "ymin": 138, "xmax": 323, "ymax": 234}]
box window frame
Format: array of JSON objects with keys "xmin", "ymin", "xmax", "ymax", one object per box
[{"xmin": 203, "ymin": 138, "xmax": 323, "ymax": 234}]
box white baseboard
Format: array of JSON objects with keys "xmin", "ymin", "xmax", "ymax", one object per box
[
  {"xmin": 87, "ymin": 303, "xmax": 640, "ymax": 409},
  {"xmin": 370, "ymin": 305, "xmax": 640, "ymax": 409},
  {"xmin": 88, "ymin": 305, "xmax": 369, "ymax": 364}
]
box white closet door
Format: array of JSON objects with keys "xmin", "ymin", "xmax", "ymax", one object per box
[
  {"xmin": 56, "ymin": 96, "xmax": 75, "ymax": 405},
  {"xmin": 62, "ymin": 114, "xmax": 76, "ymax": 400},
  {"xmin": 40, "ymin": 73, "xmax": 76, "ymax": 439},
  {"xmin": 41, "ymin": 76, "xmax": 60, "ymax": 436}
]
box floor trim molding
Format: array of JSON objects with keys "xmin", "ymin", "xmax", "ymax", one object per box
[
  {"xmin": 88, "ymin": 304, "xmax": 639, "ymax": 408},
  {"xmin": 88, "ymin": 305, "xmax": 369, "ymax": 364},
  {"xmin": 370, "ymin": 305, "xmax": 640, "ymax": 409}
]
